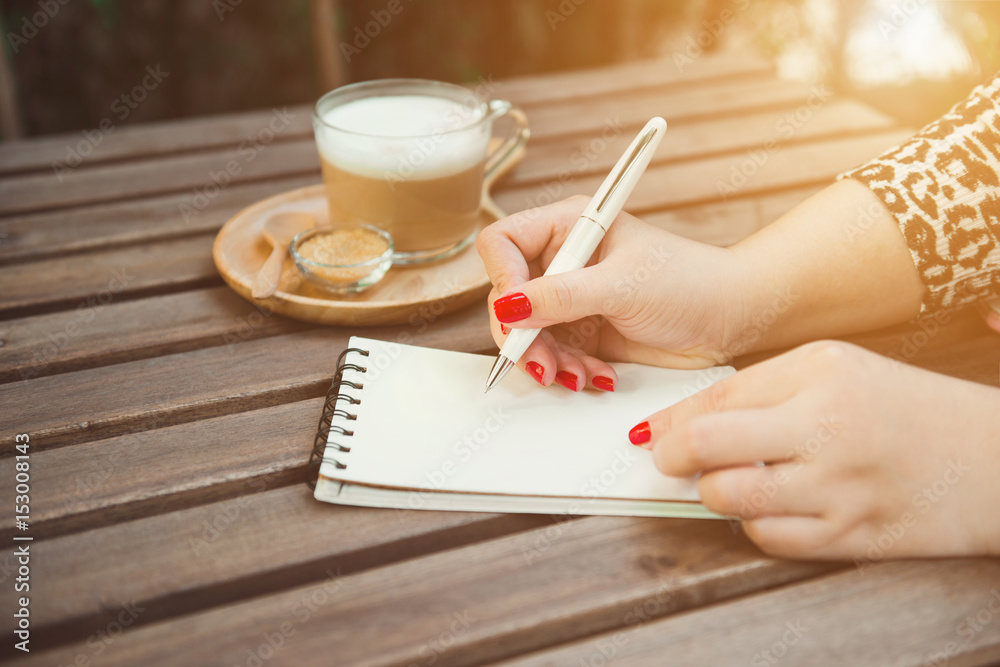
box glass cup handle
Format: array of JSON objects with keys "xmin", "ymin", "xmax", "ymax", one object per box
[{"xmin": 483, "ymin": 99, "xmax": 530, "ymax": 183}]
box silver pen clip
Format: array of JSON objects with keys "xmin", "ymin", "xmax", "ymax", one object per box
[{"xmin": 594, "ymin": 125, "xmax": 659, "ymax": 214}]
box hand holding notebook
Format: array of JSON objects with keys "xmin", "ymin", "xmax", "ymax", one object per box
[{"xmin": 312, "ymin": 337, "xmax": 734, "ymax": 518}]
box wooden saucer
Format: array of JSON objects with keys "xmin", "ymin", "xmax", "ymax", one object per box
[{"xmin": 213, "ymin": 142, "xmax": 522, "ymax": 326}]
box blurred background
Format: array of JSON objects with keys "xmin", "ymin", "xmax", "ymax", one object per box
[{"xmin": 1, "ymin": 0, "xmax": 999, "ymax": 140}]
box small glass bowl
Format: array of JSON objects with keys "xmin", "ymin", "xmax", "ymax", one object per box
[{"xmin": 290, "ymin": 225, "xmax": 394, "ymax": 294}]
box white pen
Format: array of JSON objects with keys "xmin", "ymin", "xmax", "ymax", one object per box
[{"xmin": 484, "ymin": 116, "xmax": 668, "ymax": 392}]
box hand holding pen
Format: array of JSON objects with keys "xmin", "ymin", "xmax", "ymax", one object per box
[
  {"xmin": 483, "ymin": 118, "xmax": 667, "ymax": 391},
  {"xmin": 476, "ymin": 116, "xmax": 751, "ymax": 391}
]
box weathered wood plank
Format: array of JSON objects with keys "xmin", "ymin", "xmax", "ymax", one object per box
[
  {"xmin": 495, "ymin": 50, "xmax": 774, "ymax": 108},
  {"xmin": 0, "ymin": 307, "xmax": 494, "ymax": 452},
  {"xmin": 0, "ymin": 106, "xmax": 312, "ymax": 177},
  {"xmin": 0, "ymin": 286, "xmax": 311, "ymax": 383},
  {"xmin": 0, "ymin": 397, "xmax": 322, "ymax": 541},
  {"xmin": 0, "ymin": 97, "xmax": 876, "ymax": 266},
  {"xmin": 0, "ymin": 234, "xmax": 219, "ymax": 318},
  {"xmin": 736, "ymin": 308, "xmax": 1000, "ymax": 389},
  {"xmin": 505, "ymin": 99, "xmax": 895, "ymax": 186},
  {"xmin": 498, "ymin": 559, "xmax": 1000, "ymax": 667},
  {"xmin": 0, "ymin": 187, "xmax": 817, "ymax": 384},
  {"xmin": 0, "ymin": 485, "xmax": 549, "ymax": 656},
  {"xmin": 0, "ymin": 51, "xmax": 771, "ymax": 176},
  {"xmin": 0, "ymin": 77, "xmax": 818, "ymax": 217},
  {"xmin": 0, "ymin": 173, "xmax": 320, "ymax": 264},
  {"xmin": 4, "ymin": 515, "xmax": 836, "ymax": 665},
  {"xmin": 4, "ymin": 129, "xmax": 899, "ymax": 320},
  {"xmin": 494, "ymin": 130, "xmax": 914, "ymax": 214},
  {"xmin": 0, "ymin": 134, "xmax": 318, "ymax": 217},
  {"xmin": 523, "ymin": 76, "xmax": 826, "ymax": 145}
]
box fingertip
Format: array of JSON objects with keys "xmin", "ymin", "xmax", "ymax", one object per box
[
  {"xmin": 592, "ymin": 375, "xmax": 615, "ymax": 392},
  {"xmin": 494, "ymin": 292, "xmax": 532, "ymax": 324},
  {"xmin": 525, "ymin": 360, "xmax": 546, "ymax": 385},
  {"xmin": 554, "ymin": 370, "xmax": 581, "ymax": 392},
  {"xmin": 628, "ymin": 421, "xmax": 651, "ymax": 445}
]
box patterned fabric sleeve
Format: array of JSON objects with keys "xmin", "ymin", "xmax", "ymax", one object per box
[{"xmin": 837, "ymin": 72, "xmax": 1000, "ymax": 314}]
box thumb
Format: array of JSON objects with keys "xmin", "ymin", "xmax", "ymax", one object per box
[{"xmin": 493, "ymin": 265, "xmax": 612, "ymax": 328}]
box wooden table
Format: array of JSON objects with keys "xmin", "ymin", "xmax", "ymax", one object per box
[{"xmin": 2, "ymin": 51, "xmax": 1000, "ymax": 666}]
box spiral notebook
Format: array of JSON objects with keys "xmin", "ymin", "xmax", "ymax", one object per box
[{"xmin": 309, "ymin": 337, "xmax": 735, "ymax": 518}]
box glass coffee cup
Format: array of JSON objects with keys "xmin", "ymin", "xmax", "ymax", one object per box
[{"xmin": 313, "ymin": 79, "xmax": 529, "ymax": 264}]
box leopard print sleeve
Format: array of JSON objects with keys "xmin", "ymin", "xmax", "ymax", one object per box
[{"xmin": 837, "ymin": 72, "xmax": 1000, "ymax": 314}]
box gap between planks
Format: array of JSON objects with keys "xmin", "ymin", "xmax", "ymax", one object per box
[
  {"xmin": 0, "ymin": 51, "xmax": 774, "ymax": 177},
  {"xmin": 0, "ymin": 129, "xmax": 911, "ymax": 320},
  {"xmin": 0, "ymin": 96, "xmax": 891, "ymax": 269},
  {"xmin": 2, "ymin": 514, "xmax": 839, "ymax": 667},
  {"xmin": 0, "ymin": 76, "xmax": 829, "ymax": 218},
  {"xmin": 0, "ymin": 186, "xmax": 820, "ymax": 385},
  {"xmin": 0, "ymin": 488, "xmax": 554, "ymax": 660},
  {"xmin": 494, "ymin": 559, "xmax": 1000, "ymax": 667}
]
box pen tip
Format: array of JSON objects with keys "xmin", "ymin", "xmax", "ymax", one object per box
[{"xmin": 484, "ymin": 355, "xmax": 515, "ymax": 393}]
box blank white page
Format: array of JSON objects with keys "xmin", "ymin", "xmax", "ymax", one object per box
[{"xmin": 318, "ymin": 337, "xmax": 735, "ymax": 506}]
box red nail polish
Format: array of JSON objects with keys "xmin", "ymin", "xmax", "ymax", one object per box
[
  {"xmin": 592, "ymin": 376, "xmax": 615, "ymax": 392},
  {"xmin": 629, "ymin": 421, "xmax": 651, "ymax": 445},
  {"xmin": 494, "ymin": 292, "xmax": 532, "ymax": 323},
  {"xmin": 526, "ymin": 361, "xmax": 545, "ymax": 384},
  {"xmin": 555, "ymin": 370, "xmax": 579, "ymax": 391},
  {"xmin": 501, "ymin": 324, "xmax": 510, "ymax": 335}
]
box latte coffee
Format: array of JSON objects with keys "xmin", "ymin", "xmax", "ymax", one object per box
[{"xmin": 314, "ymin": 87, "xmax": 494, "ymax": 263}]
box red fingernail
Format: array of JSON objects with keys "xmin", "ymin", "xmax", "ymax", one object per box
[
  {"xmin": 501, "ymin": 324, "xmax": 511, "ymax": 335},
  {"xmin": 629, "ymin": 421, "xmax": 651, "ymax": 445},
  {"xmin": 554, "ymin": 370, "xmax": 579, "ymax": 391},
  {"xmin": 494, "ymin": 293, "xmax": 532, "ymax": 323},
  {"xmin": 592, "ymin": 376, "xmax": 615, "ymax": 392},
  {"xmin": 526, "ymin": 361, "xmax": 545, "ymax": 384}
]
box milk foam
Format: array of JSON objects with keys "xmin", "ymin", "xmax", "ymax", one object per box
[{"xmin": 315, "ymin": 95, "xmax": 489, "ymax": 179}]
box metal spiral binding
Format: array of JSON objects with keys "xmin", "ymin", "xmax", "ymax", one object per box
[{"xmin": 306, "ymin": 347, "xmax": 369, "ymax": 489}]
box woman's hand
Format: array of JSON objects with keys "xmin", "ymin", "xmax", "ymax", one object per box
[
  {"xmin": 634, "ymin": 340, "xmax": 1000, "ymax": 561},
  {"xmin": 476, "ymin": 196, "xmax": 751, "ymax": 391}
]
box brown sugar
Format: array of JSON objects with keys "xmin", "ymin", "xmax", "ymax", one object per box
[
  {"xmin": 296, "ymin": 227, "xmax": 392, "ymax": 285},
  {"xmin": 299, "ymin": 227, "xmax": 390, "ymax": 265}
]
